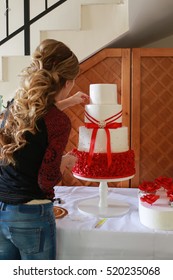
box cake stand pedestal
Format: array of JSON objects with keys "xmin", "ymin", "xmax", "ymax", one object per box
[{"xmin": 74, "ymin": 175, "xmax": 134, "ymax": 218}]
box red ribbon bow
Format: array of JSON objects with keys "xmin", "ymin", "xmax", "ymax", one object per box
[{"xmin": 84, "ymin": 110, "xmax": 122, "ymax": 167}]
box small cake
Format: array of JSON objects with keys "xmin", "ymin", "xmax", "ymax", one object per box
[{"xmin": 138, "ymin": 177, "xmax": 173, "ymax": 230}]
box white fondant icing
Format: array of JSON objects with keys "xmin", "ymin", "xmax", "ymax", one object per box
[
  {"xmin": 90, "ymin": 84, "xmax": 117, "ymax": 105},
  {"xmin": 78, "ymin": 126, "xmax": 128, "ymax": 153}
]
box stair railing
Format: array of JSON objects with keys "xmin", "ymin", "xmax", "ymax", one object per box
[{"xmin": 0, "ymin": 0, "xmax": 67, "ymax": 55}]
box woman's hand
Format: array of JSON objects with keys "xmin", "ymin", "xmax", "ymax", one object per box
[
  {"xmin": 56, "ymin": 91, "xmax": 89, "ymax": 111},
  {"xmin": 60, "ymin": 152, "xmax": 77, "ymax": 174},
  {"xmin": 69, "ymin": 91, "xmax": 89, "ymax": 106}
]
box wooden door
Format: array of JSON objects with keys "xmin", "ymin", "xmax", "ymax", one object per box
[
  {"xmin": 62, "ymin": 48, "xmax": 131, "ymax": 187},
  {"xmin": 131, "ymin": 48, "xmax": 173, "ymax": 187}
]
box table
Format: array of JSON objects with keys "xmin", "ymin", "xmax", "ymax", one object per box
[{"xmin": 54, "ymin": 186, "xmax": 173, "ymax": 260}]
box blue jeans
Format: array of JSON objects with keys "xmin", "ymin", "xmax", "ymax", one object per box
[{"xmin": 0, "ymin": 201, "xmax": 56, "ymax": 260}]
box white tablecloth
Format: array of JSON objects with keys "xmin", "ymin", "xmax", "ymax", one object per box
[{"xmin": 54, "ymin": 186, "xmax": 173, "ymax": 260}]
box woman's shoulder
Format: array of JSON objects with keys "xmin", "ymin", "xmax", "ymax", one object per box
[
  {"xmin": 45, "ymin": 105, "xmax": 60, "ymax": 115},
  {"xmin": 43, "ymin": 105, "xmax": 71, "ymax": 132},
  {"xmin": 44, "ymin": 105, "xmax": 69, "ymax": 120}
]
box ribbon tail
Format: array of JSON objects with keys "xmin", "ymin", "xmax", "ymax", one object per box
[
  {"xmin": 105, "ymin": 128, "xmax": 112, "ymax": 167},
  {"xmin": 88, "ymin": 128, "xmax": 98, "ymax": 166}
]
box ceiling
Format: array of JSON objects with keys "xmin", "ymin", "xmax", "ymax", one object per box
[{"xmin": 110, "ymin": 0, "xmax": 173, "ymax": 47}]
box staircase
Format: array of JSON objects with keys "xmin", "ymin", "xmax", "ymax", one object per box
[{"xmin": 0, "ymin": 0, "xmax": 129, "ymax": 107}]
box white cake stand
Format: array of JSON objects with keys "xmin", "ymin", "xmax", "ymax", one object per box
[{"xmin": 74, "ymin": 174, "xmax": 134, "ymax": 218}]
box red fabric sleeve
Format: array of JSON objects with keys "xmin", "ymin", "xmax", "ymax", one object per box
[{"xmin": 38, "ymin": 106, "xmax": 71, "ymax": 199}]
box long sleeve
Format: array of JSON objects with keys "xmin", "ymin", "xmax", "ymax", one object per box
[{"xmin": 38, "ymin": 106, "xmax": 71, "ymax": 199}]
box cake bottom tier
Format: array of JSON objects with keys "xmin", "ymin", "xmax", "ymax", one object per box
[{"xmin": 72, "ymin": 149, "xmax": 135, "ymax": 179}]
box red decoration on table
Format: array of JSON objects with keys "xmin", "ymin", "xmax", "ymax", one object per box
[
  {"xmin": 168, "ymin": 194, "xmax": 173, "ymax": 202},
  {"xmin": 138, "ymin": 181, "xmax": 159, "ymax": 193},
  {"xmin": 154, "ymin": 176, "xmax": 173, "ymax": 191},
  {"xmin": 138, "ymin": 176, "xmax": 173, "ymax": 205},
  {"xmin": 140, "ymin": 194, "xmax": 160, "ymax": 205}
]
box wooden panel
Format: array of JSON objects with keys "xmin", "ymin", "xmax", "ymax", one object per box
[
  {"xmin": 131, "ymin": 48, "xmax": 173, "ymax": 187},
  {"xmin": 62, "ymin": 48, "xmax": 131, "ymax": 188}
]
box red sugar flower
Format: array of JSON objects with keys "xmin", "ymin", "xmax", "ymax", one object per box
[
  {"xmin": 140, "ymin": 194, "xmax": 160, "ymax": 205},
  {"xmin": 72, "ymin": 149, "xmax": 135, "ymax": 179},
  {"xmin": 138, "ymin": 181, "xmax": 158, "ymax": 193},
  {"xmin": 138, "ymin": 176, "xmax": 173, "ymax": 204},
  {"xmin": 154, "ymin": 176, "xmax": 173, "ymax": 190},
  {"xmin": 168, "ymin": 194, "xmax": 173, "ymax": 202}
]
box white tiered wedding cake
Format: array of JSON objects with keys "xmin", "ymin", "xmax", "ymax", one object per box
[{"xmin": 72, "ymin": 83, "xmax": 135, "ymax": 179}]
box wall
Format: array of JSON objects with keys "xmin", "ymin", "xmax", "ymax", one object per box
[{"xmin": 143, "ymin": 34, "xmax": 173, "ymax": 48}]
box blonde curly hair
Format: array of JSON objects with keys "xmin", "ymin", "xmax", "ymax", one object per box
[{"xmin": 0, "ymin": 39, "xmax": 79, "ymax": 165}]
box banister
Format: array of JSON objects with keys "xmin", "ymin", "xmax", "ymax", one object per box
[
  {"xmin": 5, "ymin": 0, "xmax": 9, "ymax": 37},
  {"xmin": 0, "ymin": 0, "xmax": 68, "ymax": 55},
  {"xmin": 24, "ymin": 0, "xmax": 30, "ymax": 55}
]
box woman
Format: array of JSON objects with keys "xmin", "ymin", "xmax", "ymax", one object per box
[{"xmin": 0, "ymin": 39, "xmax": 88, "ymax": 260}]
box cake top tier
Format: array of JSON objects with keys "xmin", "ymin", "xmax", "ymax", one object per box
[{"xmin": 90, "ymin": 84, "xmax": 117, "ymax": 105}]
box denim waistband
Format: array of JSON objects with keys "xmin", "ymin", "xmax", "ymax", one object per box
[{"xmin": 0, "ymin": 201, "xmax": 53, "ymax": 215}]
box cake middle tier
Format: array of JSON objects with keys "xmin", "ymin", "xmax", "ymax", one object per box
[
  {"xmin": 85, "ymin": 104, "xmax": 122, "ymax": 123},
  {"xmin": 78, "ymin": 126, "xmax": 129, "ymax": 153}
]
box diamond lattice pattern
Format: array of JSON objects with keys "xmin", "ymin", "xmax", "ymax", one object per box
[{"xmin": 140, "ymin": 57, "xmax": 173, "ymax": 182}]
